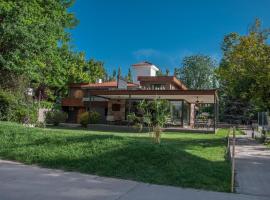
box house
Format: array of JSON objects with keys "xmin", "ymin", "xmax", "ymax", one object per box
[{"xmin": 62, "ymin": 61, "xmax": 219, "ymax": 131}]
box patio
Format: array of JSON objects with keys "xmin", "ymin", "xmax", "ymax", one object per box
[{"xmin": 83, "ymin": 89, "xmax": 219, "ymax": 133}]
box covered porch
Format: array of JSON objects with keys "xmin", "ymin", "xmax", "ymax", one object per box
[{"xmin": 84, "ymin": 89, "xmax": 219, "ymax": 133}]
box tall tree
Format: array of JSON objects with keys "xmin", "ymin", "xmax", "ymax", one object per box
[
  {"xmin": 0, "ymin": 0, "xmax": 105, "ymax": 99},
  {"xmin": 111, "ymin": 69, "xmax": 117, "ymax": 81},
  {"xmin": 174, "ymin": 68, "xmax": 180, "ymax": 78},
  {"xmin": 218, "ymin": 19, "xmax": 270, "ymax": 114},
  {"xmin": 117, "ymin": 67, "xmax": 122, "ymax": 79},
  {"xmin": 0, "ymin": 0, "xmax": 77, "ymax": 85},
  {"xmin": 125, "ymin": 68, "xmax": 132, "ymax": 82},
  {"xmin": 83, "ymin": 59, "xmax": 105, "ymax": 83},
  {"xmin": 178, "ymin": 55, "xmax": 217, "ymax": 89},
  {"xmin": 165, "ymin": 68, "xmax": 170, "ymax": 76}
]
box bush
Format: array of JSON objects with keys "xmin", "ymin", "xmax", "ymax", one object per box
[
  {"xmin": 79, "ymin": 111, "xmax": 101, "ymax": 127},
  {"xmin": 79, "ymin": 112, "xmax": 89, "ymax": 128},
  {"xmin": 45, "ymin": 110, "xmax": 67, "ymax": 126},
  {"xmin": 89, "ymin": 111, "xmax": 101, "ymax": 124},
  {"xmin": 0, "ymin": 89, "xmax": 37, "ymax": 123}
]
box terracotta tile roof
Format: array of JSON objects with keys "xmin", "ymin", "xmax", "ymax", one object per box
[{"xmin": 70, "ymin": 81, "xmax": 139, "ymax": 89}]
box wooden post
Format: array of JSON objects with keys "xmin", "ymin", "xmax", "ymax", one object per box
[
  {"xmin": 227, "ymin": 128, "xmax": 231, "ymax": 152},
  {"xmin": 231, "ymin": 126, "xmax": 236, "ymax": 193}
]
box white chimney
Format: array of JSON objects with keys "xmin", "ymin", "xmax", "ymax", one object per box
[{"xmin": 132, "ymin": 61, "xmax": 159, "ymax": 84}]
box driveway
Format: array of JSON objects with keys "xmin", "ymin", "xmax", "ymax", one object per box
[
  {"xmin": 0, "ymin": 159, "xmax": 268, "ymax": 200},
  {"xmin": 235, "ymin": 133, "xmax": 270, "ymax": 197}
]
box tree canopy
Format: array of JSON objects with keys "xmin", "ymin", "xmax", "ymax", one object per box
[
  {"xmin": 177, "ymin": 55, "xmax": 217, "ymax": 89},
  {"xmin": 0, "ymin": 0, "xmax": 105, "ymax": 98},
  {"xmin": 218, "ymin": 19, "xmax": 270, "ymax": 112}
]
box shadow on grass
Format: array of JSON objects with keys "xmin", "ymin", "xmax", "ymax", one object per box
[
  {"xmin": 0, "ymin": 122, "xmax": 231, "ymax": 192},
  {"xmin": 17, "ymin": 142, "xmax": 231, "ymax": 192}
]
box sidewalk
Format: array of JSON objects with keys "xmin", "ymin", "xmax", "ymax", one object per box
[
  {"xmin": 235, "ymin": 133, "xmax": 270, "ymax": 197},
  {"xmin": 0, "ymin": 159, "xmax": 268, "ymax": 200}
]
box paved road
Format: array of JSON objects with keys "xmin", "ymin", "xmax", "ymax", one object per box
[
  {"xmin": 0, "ymin": 159, "xmax": 268, "ymax": 200},
  {"xmin": 235, "ymin": 133, "xmax": 270, "ymax": 198}
]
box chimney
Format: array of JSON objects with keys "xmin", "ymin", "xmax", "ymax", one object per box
[{"xmin": 132, "ymin": 61, "xmax": 159, "ymax": 84}]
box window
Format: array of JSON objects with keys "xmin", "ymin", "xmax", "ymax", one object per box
[{"xmin": 112, "ymin": 104, "xmax": 121, "ymax": 111}]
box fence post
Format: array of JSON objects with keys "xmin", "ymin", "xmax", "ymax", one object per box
[
  {"xmin": 231, "ymin": 126, "xmax": 236, "ymax": 193},
  {"xmin": 227, "ymin": 128, "xmax": 231, "ymax": 156}
]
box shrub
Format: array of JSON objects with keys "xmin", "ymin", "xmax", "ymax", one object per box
[
  {"xmin": 79, "ymin": 112, "xmax": 89, "ymax": 128},
  {"xmin": 79, "ymin": 111, "xmax": 101, "ymax": 127},
  {"xmin": 89, "ymin": 111, "xmax": 101, "ymax": 124},
  {"xmin": 45, "ymin": 110, "xmax": 67, "ymax": 126},
  {"xmin": 128, "ymin": 99, "xmax": 170, "ymax": 144},
  {"xmin": 0, "ymin": 89, "xmax": 37, "ymax": 123}
]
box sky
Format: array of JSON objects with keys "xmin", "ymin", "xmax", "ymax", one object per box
[{"xmin": 69, "ymin": 0, "xmax": 270, "ymax": 75}]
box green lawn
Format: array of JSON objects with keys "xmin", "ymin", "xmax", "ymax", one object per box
[{"xmin": 0, "ymin": 121, "xmax": 231, "ymax": 192}]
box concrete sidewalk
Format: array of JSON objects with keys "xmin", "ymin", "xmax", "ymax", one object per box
[
  {"xmin": 235, "ymin": 133, "xmax": 270, "ymax": 197},
  {"xmin": 0, "ymin": 159, "xmax": 268, "ymax": 200}
]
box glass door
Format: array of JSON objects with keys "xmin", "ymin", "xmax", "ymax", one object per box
[{"xmin": 170, "ymin": 101, "xmax": 183, "ymax": 126}]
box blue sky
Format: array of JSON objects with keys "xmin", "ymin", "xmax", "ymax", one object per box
[{"xmin": 69, "ymin": 0, "xmax": 270, "ymax": 75}]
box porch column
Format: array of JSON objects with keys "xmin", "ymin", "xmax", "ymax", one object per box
[
  {"xmin": 128, "ymin": 94, "xmax": 131, "ymax": 126},
  {"xmin": 190, "ymin": 103, "xmax": 195, "ymax": 128}
]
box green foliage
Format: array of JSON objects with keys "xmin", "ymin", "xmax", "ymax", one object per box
[
  {"xmin": 0, "ymin": 89, "xmax": 37, "ymax": 123},
  {"xmin": 45, "ymin": 110, "xmax": 67, "ymax": 126},
  {"xmin": 0, "ymin": 121, "xmax": 231, "ymax": 192},
  {"xmin": 39, "ymin": 101, "xmax": 54, "ymax": 109},
  {"xmin": 0, "ymin": 0, "xmax": 105, "ymax": 100},
  {"xmin": 217, "ymin": 19, "xmax": 270, "ymax": 118},
  {"xmin": 111, "ymin": 69, "xmax": 117, "ymax": 81},
  {"xmin": 156, "ymin": 70, "xmax": 164, "ymax": 76},
  {"xmin": 89, "ymin": 111, "xmax": 101, "ymax": 124},
  {"xmin": 125, "ymin": 68, "xmax": 132, "ymax": 82},
  {"xmin": 79, "ymin": 112, "xmax": 89, "ymax": 127},
  {"xmin": 79, "ymin": 111, "xmax": 101, "ymax": 127},
  {"xmin": 128, "ymin": 99, "xmax": 170, "ymax": 143},
  {"xmin": 82, "ymin": 59, "xmax": 105, "ymax": 83},
  {"xmin": 165, "ymin": 68, "xmax": 170, "ymax": 76},
  {"xmin": 177, "ymin": 55, "xmax": 217, "ymax": 89}
]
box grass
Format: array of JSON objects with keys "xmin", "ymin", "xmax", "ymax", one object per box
[{"xmin": 0, "ymin": 121, "xmax": 231, "ymax": 192}]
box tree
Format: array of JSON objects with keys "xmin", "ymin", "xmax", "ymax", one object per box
[
  {"xmin": 0, "ymin": 0, "xmax": 77, "ymax": 85},
  {"xmin": 174, "ymin": 68, "xmax": 180, "ymax": 78},
  {"xmin": 111, "ymin": 69, "xmax": 117, "ymax": 81},
  {"xmin": 128, "ymin": 99, "xmax": 170, "ymax": 144},
  {"xmin": 165, "ymin": 68, "xmax": 170, "ymax": 76},
  {"xmin": 83, "ymin": 59, "xmax": 105, "ymax": 83},
  {"xmin": 125, "ymin": 68, "xmax": 132, "ymax": 82},
  {"xmin": 117, "ymin": 67, "xmax": 121, "ymax": 79},
  {"xmin": 156, "ymin": 69, "xmax": 163, "ymax": 76},
  {"xmin": 177, "ymin": 55, "xmax": 217, "ymax": 89},
  {"xmin": 217, "ymin": 19, "xmax": 270, "ymax": 115},
  {"xmin": 0, "ymin": 0, "xmax": 106, "ymax": 100}
]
